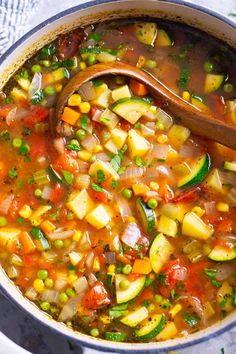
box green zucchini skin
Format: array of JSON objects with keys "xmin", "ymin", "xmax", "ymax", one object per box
[
  {"xmin": 105, "ymin": 331, "xmax": 127, "ymax": 341},
  {"xmin": 135, "ymin": 314, "xmax": 166, "ymax": 341},
  {"xmin": 208, "ymin": 244, "xmax": 236, "ymax": 261},
  {"xmin": 178, "ymin": 154, "xmax": 211, "ymax": 189},
  {"xmin": 136, "ymin": 197, "xmax": 155, "ymax": 235}
]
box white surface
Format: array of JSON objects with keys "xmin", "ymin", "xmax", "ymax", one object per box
[{"xmin": 0, "ymin": 0, "xmax": 235, "ymax": 353}]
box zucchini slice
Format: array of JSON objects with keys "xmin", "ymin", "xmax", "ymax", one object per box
[
  {"xmin": 136, "ymin": 197, "xmax": 155, "ymax": 235},
  {"xmin": 155, "ymin": 29, "xmax": 172, "ymax": 47},
  {"xmin": 111, "ymin": 97, "xmax": 150, "ymax": 124},
  {"xmin": 135, "ymin": 22, "xmax": 157, "ymax": 46},
  {"xmin": 224, "ymin": 161, "xmax": 236, "ymax": 172},
  {"xmin": 116, "ymin": 274, "xmax": 146, "ymax": 304},
  {"xmin": 149, "ymin": 233, "xmax": 174, "ymax": 274},
  {"xmin": 208, "ymin": 243, "xmax": 236, "ymax": 261},
  {"xmin": 120, "ymin": 306, "xmax": 149, "ymax": 327},
  {"xmin": 204, "ymin": 74, "xmax": 225, "ymax": 94},
  {"xmin": 177, "ymin": 154, "xmax": 211, "ymax": 190},
  {"xmin": 135, "ymin": 314, "xmax": 165, "ymax": 341},
  {"xmin": 105, "ymin": 332, "xmax": 127, "ymax": 342}
]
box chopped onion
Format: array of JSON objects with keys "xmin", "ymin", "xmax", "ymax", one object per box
[
  {"xmin": 92, "ymin": 108, "xmax": 103, "ymax": 122},
  {"xmin": 54, "ymin": 273, "xmax": 68, "ymax": 291},
  {"xmin": 179, "ymin": 145, "xmax": 200, "ymax": 158},
  {"xmin": 0, "ymin": 193, "xmax": 14, "ymax": 215},
  {"xmin": 95, "ymin": 152, "xmax": 110, "ymax": 162},
  {"xmin": 150, "ymin": 144, "xmax": 169, "ymax": 160},
  {"xmin": 29, "ymin": 73, "xmax": 42, "ymax": 98},
  {"xmin": 78, "ymin": 81, "xmax": 96, "ymax": 101},
  {"xmin": 59, "ymin": 293, "xmax": 85, "ymax": 322},
  {"xmin": 146, "ymin": 122, "xmax": 156, "ymax": 130},
  {"xmin": 104, "ymin": 252, "xmax": 116, "ymax": 264},
  {"xmin": 42, "ymin": 186, "xmax": 52, "ymax": 200},
  {"xmin": 115, "ymin": 194, "xmax": 132, "ymax": 221},
  {"xmin": 120, "ymin": 166, "xmax": 145, "ymax": 181},
  {"xmin": 156, "ymin": 165, "xmax": 171, "ymax": 177},
  {"xmin": 227, "ymin": 188, "xmax": 236, "ymax": 206},
  {"xmin": 25, "ymin": 287, "xmax": 38, "ymax": 301},
  {"xmin": 42, "ymin": 250, "xmax": 58, "ymax": 262},
  {"xmin": 81, "ymin": 133, "xmax": 99, "ymax": 152},
  {"xmin": 88, "ymin": 273, "xmax": 97, "ymax": 286},
  {"xmin": 47, "ymin": 229, "xmax": 74, "ymax": 241},
  {"xmin": 215, "ymin": 263, "xmax": 235, "ymax": 281},
  {"xmin": 121, "ymin": 222, "xmax": 141, "ymax": 248},
  {"xmin": 41, "ymin": 289, "xmax": 59, "ymax": 303},
  {"xmin": 53, "ymin": 137, "xmax": 65, "ymax": 155},
  {"xmin": 141, "ymin": 124, "xmax": 155, "ymax": 137},
  {"xmin": 75, "ymin": 174, "xmax": 90, "ymax": 189},
  {"xmin": 204, "ymin": 201, "xmax": 216, "ymax": 215},
  {"xmin": 86, "ymin": 251, "xmax": 94, "ymax": 268},
  {"xmin": 219, "ymin": 172, "xmax": 236, "ymax": 186},
  {"xmin": 77, "ymin": 160, "xmax": 89, "ymax": 173},
  {"xmin": 156, "ymin": 109, "xmax": 173, "ymax": 129},
  {"xmin": 172, "ymin": 267, "xmax": 188, "ymax": 281},
  {"xmin": 217, "ymin": 233, "xmax": 236, "ymax": 243},
  {"xmin": 6, "ymin": 107, "xmax": 17, "ymax": 125},
  {"xmin": 73, "ymin": 276, "xmax": 88, "ymax": 294},
  {"xmin": 80, "ymin": 231, "xmax": 91, "ymax": 251}
]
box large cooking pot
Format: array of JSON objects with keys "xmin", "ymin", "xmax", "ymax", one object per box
[{"xmin": 0, "ymin": 1, "xmax": 235, "ymax": 353}]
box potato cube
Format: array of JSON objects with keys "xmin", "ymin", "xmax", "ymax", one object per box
[
  {"xmin": 89, "ymin": 159, "xmax": 120, "ymax": 180},
  {"xmin": 111, "ymin": 85, "xmax": 131, "ymax": 102},
  {"xmin": 67, "ymin": 189, "xmax": 95, "ymax": 220},
  {"xmin": 111, "ymin": 128, "xmax": 127, "ymax": 149},
  {"xmin": 127, "ymin": 129, "xmax": 150, "ymax": 158},
  {"xmin": 85, "ymin": 204, "xmax": 111, "ymax": 229}
]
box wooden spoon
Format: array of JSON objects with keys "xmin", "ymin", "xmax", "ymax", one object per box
[{"xmin": 55, "ymin": 61, "xmax": 236, "ymax": 149}]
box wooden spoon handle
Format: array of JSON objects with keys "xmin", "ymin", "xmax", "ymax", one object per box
[{"xmin": 56, "ymin": 61, "xmax": 236, "ymax": 150}]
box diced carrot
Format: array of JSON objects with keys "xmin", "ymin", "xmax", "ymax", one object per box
[
  {"xmin": 132, "ymin": 257, "xmax": 152, "ymax": 274},
  {"xmin": 43, "ymin": 73, "xmax": 54, "ymax": 86},
  {"xmin": 130, "ymin": 79, "xmax": 149, "ymax": 96},
  {"xmin": 132, "ymin": 183, "xmax": 150, "ymax": 196},
  {"xmin": 61, "ymin": 106, "xmax": 80, "ymax": 125},
  {"xmin": 88, "ymin": 187, "xmax": 108, "ymax": 203},
  {"xmin": 20, "ymin": 232, "xmax": 36, "ymax": 254},
  {"xmin": 0, "ymin": 104, "xmax": 15, "ymax": 118},
  {"xmin": 40, "ymin": 220, "xmax": 56, "ymax": 234},
  {"xmin": 216, "ymin": 218, "xmax": 232, "ymax": 233}
]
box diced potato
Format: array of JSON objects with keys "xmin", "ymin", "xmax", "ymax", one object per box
[
  {"xmin": 168, "ymin": 124, "xmax": 190, "ymax": 147},
  {"xmin": 132, "ymin": 183, "xmax": 150, "ymax": 196},
  {"xmin": 92, "ymin": 83, "xmax": 111, "ymax": 108},
  {"xmin": 89, "ymin": 159, "xmax": 120, "ymax": 180},
  {"xmin": 10, "ymin": 87, "xmax": 27, "ymax": 102},
  {"xmin": 203, "ymin": 301, "xmax": 215, "ymax": 319},
  {"xmin": 111, "ymin": 85, "xmax": 131, "ymax": 101},
  {"xmin": 99, "ymin": 108, "xmax": 119, "ymax": 129},
  {"xmin": 205, "ymin": 168, "xmax": 222, "ymax": 192},
  {"xmin": 217, "ymin": 281, "xmax": 233, "ymax": 312},
  {"xmin": 17, "ymin": 78, "xmax": 30, "ymax": 91},
  {"xmin": 67, "ymin": 189, "xmax": 95, "ymax": 220},
  {"xmin": 157, "ymin": 215, "xmax": 178, "ymax": 237},
  {"xmin": 127, "ymin": 129, "xmax": 150, "ymax": 158},
  {"xmin": 0, "ymin": 228, "xmax": 21, "ymax": 247},
  {"xmin": 104, "ymin": 139, "xmax": 118, "ymax": 154},
  {"xmin": 30, "ymin": 205, "xmax": 52, "ymax": 226},
  {"xmin": 85, "ymin": 204, "xmax": 111, "ymax": 229},
  {"xmin": 160, "ymin": 203, "xmax": 186, "ymax": 222},
  {"xmin": 111, "ymin": 128, "xmax": 128, "ymax": 149},
  {"xmin": 156, "ymin": 322, "xmax": 178, "ymax": 340},
  {"xmin": 182, "ymin": 211, "xmax": 214, "ymax": 240}
]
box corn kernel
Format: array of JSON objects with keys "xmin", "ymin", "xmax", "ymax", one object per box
[
  {"xmin": 108, "ymin": 264, "xmax": 115, "ymax": 273},
  {"xmin": 192, "ymin": 206, "xmax": 205, "ymax": 217},
  {"xmin": 182, "ymin": 91, "xmax": 190, "ymax": 101},
  {"xmin": 126, "ymin": 216, "xmax": 137, "ymax": 223},
  {"xmin": 73, "ymin": 230, "xmax": 82, "ymax": 242},
  {"xmin": 93, "ymin": 144, "xmax": 103, "ymax": 153},
  {"xmin": 136, "ymin": 55, "xmax": 146, "ymax": 68},
  {"xmin": 79, "ymin": 102, "xmax": 91, "ymax": 114},
  {"xmin": 157, "ymin": 134, "xmax": 168, "ymax": 144},
  {"xmin": 150, "ymin": 182, "xmax": 159, "ymax": 191},
  {"xmin": 68, "ymin": 274, "xmax": 78, "ymax": 285},
  {"xmin": 19, "ymin": 204, "xmax": 32, "ymax": 219},
  {"xmin": 216, "ymin": 202, "xmax": 229, "ymax": 212},
  {"xmin": 149, "ymin": 105, "xmax": 158, "ymax": 114},
  {"xmin": 169, "ymin": 303, "xmax": 182, "ymax": 318},
  {"xmin": 93, "ymin": 256, "xmax": 101, "ymax": 272},
  {"xmin": 55, "ymin": 83, "xmax": 63, "ymax": 92},
  {"xmin": 79, "ymin": 62, "xmax": 87, "ymax": 70},
  {"xmin": 33, "ymin": 278, "xmax": 44, "ymax": 292},
  {"xmin": 77, "ymin": 150, "xmax": 92, "ymax": 161},
  {"xmin": 99, "ymin": 315, "xmax": 111, "ymax": 324},
  {"xmin": 68, "ymin": 94, "xmax": 82, "ymax": 106}
]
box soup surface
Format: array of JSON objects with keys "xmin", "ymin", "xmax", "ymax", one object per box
[{"xmin": 0, "ymin": 19, "xmax": 236, "ymax": 343}]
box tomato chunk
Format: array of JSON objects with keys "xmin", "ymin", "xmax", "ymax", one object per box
[{"xmin": 83, "ymin": 281, "xmax": 111, "ymax": 309}]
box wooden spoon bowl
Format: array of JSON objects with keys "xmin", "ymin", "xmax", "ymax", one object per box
[{"xmin": 55, "ymin": 61, "xmax": 236, "ymax": 149}]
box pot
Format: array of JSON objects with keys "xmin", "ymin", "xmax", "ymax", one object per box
[{"xmin": 0, "ymin": 1, "xmax": 235, "ymax": 353}]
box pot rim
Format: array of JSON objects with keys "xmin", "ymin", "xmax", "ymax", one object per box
[{"xmin": 0, "ymin": 0, "xmax": 235, "ymax": 352}]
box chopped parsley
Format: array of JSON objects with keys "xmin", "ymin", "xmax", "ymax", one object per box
[
  {"xmin": 31, "ymin": 90, "xmax": 44, "ymax": 105},
  {"xmin": 111, "ymin": 179, "xmax": 118, "ymax": 189},
  {"xmin": 204, "ymin": 268, "xmax": 221, "ymax": 288},
  {"xmin": 158, "ymin": 272, "xmax": 167, "ymax": 287},
  {"xmin": 8, "ymin": 166, "xmax": 18, "ymax": 179},
  {"xmin": 110, "ymin": 144, "xmax": 127, "ymax": 172},
  {"xmin": 62, "ymin": 170, "xmax": 73, "ymax": 185},
  {"xmin": 17, "ymin": 217, "xmax": 24, "ymax": 225},
  {"xmin": 97, "ymin": 169, "xmax": 106, "ymax": 183},
  {"xmin": 177, "ymin": 64, "xmax": 190, "ymax": 90},
  {"xmin": 183, "ymin": 312, "xmax": 200, "ymax": 327},
  {"xmin": 0, "ymin": 130, "xmax": 10, "ymax": 141},
  {"xmin": 135, "ymin": 155, "xmax": 144, "ymax": 167},
  {"xmin": 91, "ymin": 183, "xmax": 103, "ymax": 192},
  {"xmin": 80, "ymin": 115, "xmax": 88, "ymax": 131}
]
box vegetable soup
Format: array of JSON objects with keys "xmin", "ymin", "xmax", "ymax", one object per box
[{"xmin": 0, "ymin": 19, "xmax": 235, "ymax": 343}]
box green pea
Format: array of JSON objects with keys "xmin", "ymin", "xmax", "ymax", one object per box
[
  {"xmin": 69, "ymin": 139, "xmax": 80, "ymax": 147},
  {"xmin": 122, "ymin": 188, "xmax": 133, "ymax": 200},
  {"xmin": 122, "ymin": 264, "xmax": 132, "ymax": 275},
  {"xmin": 19, "ymin": 143, "xmax": 30, "ymax": 155},
  {"xmin": 119, "ymin": 279, "xmax": 130, "ymax": 290},
  {"xmin": 44, "ymin": 85, "xmax": 55, "ymax": 96},
  {"xmin": 54, "ymin": 239, "xmax": 64, "ymax": 249},
  {"xmin": 76, "ymin": 129, "xmax": 86, "ymax": 140},
  {"xmin": 34, "ymin": 189, "xmax": 42, "ymax": 198},
  {"xmin": 31, "ymin": 64, "xmax": 42, "ymax": 73},
  {"xmin": 87, "ymin": 54, "xmax": 97, "ymax": 66},
  {"xmin": 223, "ymin": 83, "xmax": 234, "ymax": 93},
  {"xmin": 40, "ymin": 301, "xmax": 50, "ymax": 311},
  {"xmin": 90, "ymin": 328, "xmax": 99, "ymax": 337},
  {"xmin": 148, "ymin": 303, "xmax": 156, "ymax": 313},
  {"xmin": 146, "ymin": 59, "xmax": 157, "ymax": 68},
  {"xmin": 66, "ymin": 288, "xmax": 76, "ymax": 298},
  {"xmin": 12, "ymin": 138, "xmax": 22, "ymax": 148},
  {"xmin": 66, "ymin": 211, "xmax": 74, "ymax": 220},
  {"xmin": 0, "ymin": 216, "xmax": 7, "ymax": 226},
  {"xmin": 45, "ymin": 278, "xmax": 53, "ymax": 288},
  {"xmin": 155, "ymin": 294, "xmax": 163, "ymax": 303},
  {"xmin": 59, "ymin": 292, "xmax": 69, "ymax": 303},
  {"xmin": 37, "ymin": 269, "xmax": 48, "ymax": 280},
  {"xmin": 203, "ymin": 61, "xmax": 214, "ymax": 73},
  {"xmin": 42, "ymin": 60, "xmax": 51, "ymax": 67},
  {"xmin": 147, "ymin": 198, "xmax": 158, "ymax": 209}
]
